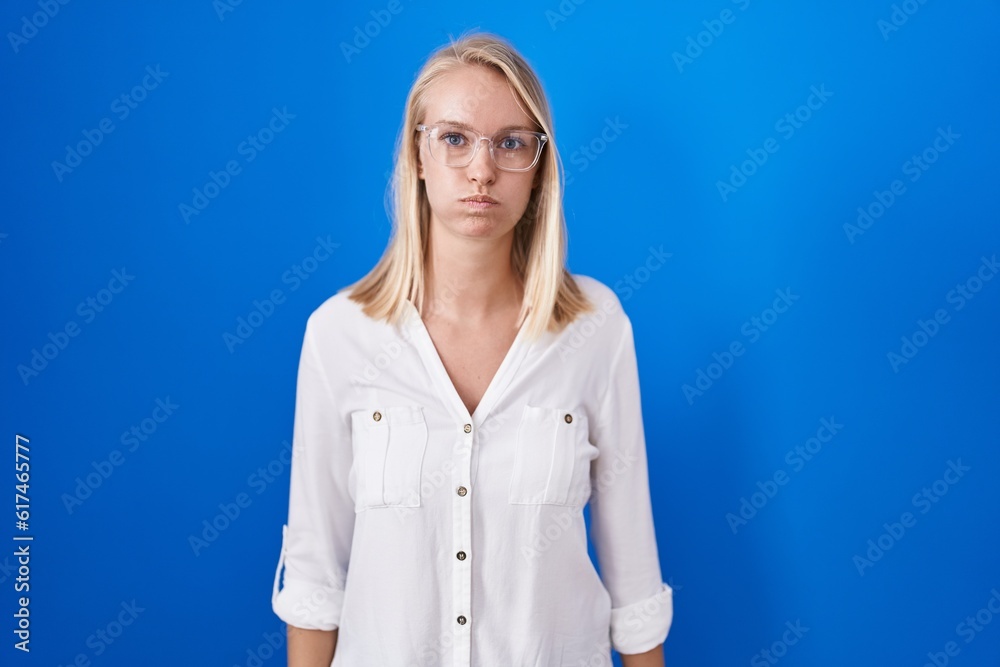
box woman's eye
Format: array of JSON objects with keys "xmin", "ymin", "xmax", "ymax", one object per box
[
  {"xmin": 442, "ymin": 133, "xmax": 466, "ymax": 146},
  {"xmin": 499, "ymin": 137, "xmax": 524, "ymax": 150}
]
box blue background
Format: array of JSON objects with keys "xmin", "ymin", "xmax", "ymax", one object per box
[{"xmin": 3, "ymin": 1, "xmax": 998, "ymax": 665}]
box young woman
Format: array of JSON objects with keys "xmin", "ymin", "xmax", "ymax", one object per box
[{"xmin": 271, "ymin": 31, "xmax": 673, "ymax": 667}]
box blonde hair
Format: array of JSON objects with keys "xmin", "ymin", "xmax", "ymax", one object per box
[{"xmin": 341, "ymin": 30, "xmax": 594, "ymax": 341}]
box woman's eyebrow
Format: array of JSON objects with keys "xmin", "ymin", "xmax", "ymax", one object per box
[{"xmin": 433, "ymin": 119, "xmax": 536, "ymax": 132}]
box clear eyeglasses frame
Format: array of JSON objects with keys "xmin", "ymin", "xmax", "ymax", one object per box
[{"xmin": 416, "ymin": 123, "xmax": 548, "ymax": 172}]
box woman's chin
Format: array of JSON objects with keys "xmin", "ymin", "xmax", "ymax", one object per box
[{"xmin": 452, "ymin": 216, "xmax": 513, "ymax": 238}]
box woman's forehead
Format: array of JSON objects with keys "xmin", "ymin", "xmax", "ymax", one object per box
[{"xmin": 421, "ymin": 65, "xmax": 534, "ymax": 131}]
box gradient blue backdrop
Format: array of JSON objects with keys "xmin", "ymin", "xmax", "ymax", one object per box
[{"xmin": 3, "ymin": 1, "xmax": 999, "ymax": 665}]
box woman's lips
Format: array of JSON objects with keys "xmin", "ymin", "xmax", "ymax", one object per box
[
  {"xmin": 461, "ymin": 193, "xmax": 499, "ymax": 208},
  {"xmin": 462, "ymin": 199, "xmax": 499, "ymax": 209}
]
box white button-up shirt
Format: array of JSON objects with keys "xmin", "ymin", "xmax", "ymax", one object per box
[{"xmin": 271, "ymin": 274, "xmax": 673, "ymax": 666}]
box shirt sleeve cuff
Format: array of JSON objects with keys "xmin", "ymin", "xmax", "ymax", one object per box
[
  {"xmin": 271, "ymin": 524, "xmax": 345, "ymax": 630},
  {"xmin": 609, "ymin": 582, "xmax": 674, "ymax": 655}
]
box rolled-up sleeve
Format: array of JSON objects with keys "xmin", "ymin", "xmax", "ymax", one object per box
[
  {"xmin": 271, "ymin": 316, "xmax": 355, "ymax": 630},
  {"xmin": 590, "ymin": 315, "xmax": 674, "ymax": 655}
]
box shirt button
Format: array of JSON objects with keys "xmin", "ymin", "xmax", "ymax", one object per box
[
  {"xmin": 373, "ymin": 411, "xmax": 382, "ymax": 422},
  {"xmin": 457, "ymin": 486, "xmax": 468, "ymax": 497},
  {"xmin": 456, "ymin": 551, "xmax": 466, "ymax": 560},
  {"xmin": 457, "ymin": 615, "xmax": 467, "ymax": 625},
  {"xmin": 564, "ymin": 413, "xmax": 573, "ymax": 424},
  {"xmin": 463, "ymin": 423, "xmax": 472, "ymax": 433}
]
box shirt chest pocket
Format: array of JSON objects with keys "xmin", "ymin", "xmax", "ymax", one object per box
[
  {"xmin": 509, "ymin": 405, "xmax": 599, "ymax": 506},
  {"xmin": 350, "ymin": 406, "xmax": 428, "ymax": 512}
]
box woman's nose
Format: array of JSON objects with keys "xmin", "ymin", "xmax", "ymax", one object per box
[{"xmin": 466, "ymin": 137, "xmax": 496, "ymax": 184}]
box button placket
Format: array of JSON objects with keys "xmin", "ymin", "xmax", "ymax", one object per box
[{"xmin": 452, "ymin": 421, "xmax": 474, "ymax": 665}]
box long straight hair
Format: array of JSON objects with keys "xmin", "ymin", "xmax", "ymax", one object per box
[{"xmin": 341, "ymin": 31, "xmax": 594, "ymax": 342}]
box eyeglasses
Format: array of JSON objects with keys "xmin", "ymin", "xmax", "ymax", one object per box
[{"xmin": 416, "ymin": 123, "xmax": 547, "ymax": 172}]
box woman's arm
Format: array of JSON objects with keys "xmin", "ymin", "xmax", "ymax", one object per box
[
  {"xmin": 621, "ymin": 642, "xmax": 664, "ymax": 667},
  {"xmin": 288, "ymin": 625, "xmax": 337, "ymax": 667},
  {"xmin": 589, "ymin": 313, "xmax": 674, "ymax": 656},
  {"xmin": 272, "ymin": 317, "xmax": 354, "ymax": 657}
]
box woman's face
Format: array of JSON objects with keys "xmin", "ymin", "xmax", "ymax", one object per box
[{"xmin": 417, "ymin": 64, "xmax": 541, "ymax": 242}]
